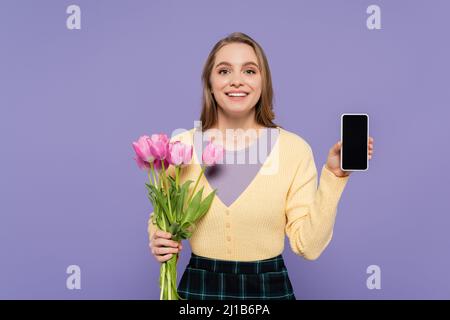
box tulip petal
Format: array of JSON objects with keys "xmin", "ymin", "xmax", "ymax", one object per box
[{"xmin": 134, "ymin": 156, "xmax": 150, "ymax": 171}]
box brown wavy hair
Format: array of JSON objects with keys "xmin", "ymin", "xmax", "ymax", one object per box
[{"xmin": 199, "ymin": 32, "xmax": 281, "ymax": 131}]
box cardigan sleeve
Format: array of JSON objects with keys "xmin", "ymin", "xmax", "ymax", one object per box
[{"xmin": 284, "ymin": 144, "xmax": 350, "ymax": 260}]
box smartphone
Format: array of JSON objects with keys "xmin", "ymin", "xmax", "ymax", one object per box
[{"xmin": 341, "ymin": 113, "xmax": 369, "ymax": 171}]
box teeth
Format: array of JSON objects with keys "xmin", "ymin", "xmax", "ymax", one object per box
[{"xmin": 227, "ymin": 93, "xmax": 247, "ymax": 97}]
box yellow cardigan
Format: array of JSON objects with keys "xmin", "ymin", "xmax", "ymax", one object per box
[{"xmin": 148, "ymin": 127, "xmax": 350, "ymax": 261}]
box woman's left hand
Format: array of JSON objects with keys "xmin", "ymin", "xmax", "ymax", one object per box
[{"xmin": 325, "ymin": 137, "xmax": 374, "ymax": 177}]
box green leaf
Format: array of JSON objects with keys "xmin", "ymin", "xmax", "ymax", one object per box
[
  {"xmin": 168, "ymin": 222, "xmax": 180, "ymax": 235},
  {"xmin": 183, "ymin": 186, "xmax": 203, "ymax": 223},
  {"xmin": 155, "ymin": 213, "xmax": 169, "ymax": 232},
  {"xmin": 146, "ymin": 182, "xmax": 161, "ymax": 197},
  {"xmin": 179, "ymin": 229, "xmax": 192, "ymax": 239},
  {"xmin": 155, "ymin": 193, "xmax": 170, "ymax": 218},
  {"xmin": 180, "ymin": 220, "xmax": 195, "ymax": 231},
  {"xmin": 176, "ymin": 180, "xmax": 193, "ymax": 222},
  {"xmin": 194, "ymin": 189, "xmax": 216, "ymax": 221},
  {"xmin": 173, "ymin": 226, "xmax": 191, "ymax": 240},
  {"xmin": 167, "ymin": 174, "xmax": 176, "ymax": 185}
]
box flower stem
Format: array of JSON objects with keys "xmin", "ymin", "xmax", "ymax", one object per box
[
  {"xmin": 167, "ymin": 265, "xmax": 172, "ymax": 300},
  {"xmin": 186, "ymin": 166, "xmax": 205, "ymax": 205},
  {"xmin": 160, "ymin": 160, "xmax": 173, "ymax": 222},
  {"xmin": 148, "ymin": 170, "xmax": 153, "ymax": 187},
  {"xmin": 150, "ymin": 162, "xmax": 157, "ymax": 186},
  {"xmin": 175, "ymin": 166, "xmax": 180, "ymax": 191},
  {"xmin": 148, "ymin": 164, "xmax": 157, "ymax": 188},
  {"xmin": 160, "ymin": 262, "xmax": 165, "ymax": 300}
]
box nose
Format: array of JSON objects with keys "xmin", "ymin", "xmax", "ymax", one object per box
[{"xmin": 230, "ymin": 73, "xmax": 244, "ymax": 87}]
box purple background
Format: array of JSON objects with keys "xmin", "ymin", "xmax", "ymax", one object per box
[{"xmin": 1, "ymin": 0, "xmax": 449, "ymax": 299}]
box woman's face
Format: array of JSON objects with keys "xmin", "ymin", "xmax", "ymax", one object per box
[{"xmin": 210, "ymin": 43, "xmax": 262, "ymax": 117}]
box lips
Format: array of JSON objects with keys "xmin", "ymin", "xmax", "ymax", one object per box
[
  {"xmin": 225, "ymin": 92, "xmax": 248, "ymax": 102},
  {"xmin": 225, "ymin": 91, "xmax": 249, "ymax": 101},
  {"xmin": 226, "ymin": 92, "xmax": 248, "ymax": 97}
]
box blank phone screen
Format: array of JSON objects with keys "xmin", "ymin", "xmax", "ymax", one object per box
[{"xmin": 342, "ymin": 114, "xmax": 368, "ymax": 170}]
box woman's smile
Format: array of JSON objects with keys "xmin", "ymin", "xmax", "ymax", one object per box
[{"xmin": 225, "ymin": 90, "xmax": 250, "ymax": 102}]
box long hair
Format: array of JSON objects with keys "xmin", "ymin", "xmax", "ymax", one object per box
[{"xmin": 200, "ymin": 32, "xmax": 281, "ymax": 131}]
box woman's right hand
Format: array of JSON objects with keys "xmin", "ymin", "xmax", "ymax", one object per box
[{"xmin": 149, "ymin": 230, "xmax": 183, "ymax": 263}]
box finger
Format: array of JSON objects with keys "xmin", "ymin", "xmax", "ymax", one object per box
[
  {"xmin": 155, "ymin": 230, "xmax": 172, "ymax": 239},
  {"xmin": 155, "ymin": 247, "xmax": 179, "ymax": 255},
  {"xmin": 332, "ymin": 141, "xmax": 342, "ymax": 153},
  {"xmin": 157, "ymin": 253, "xmax": 174, "ymax": 263},
  {"xmin": 154, "ymin": 238, "xmax": 180, "ymax": 248}
]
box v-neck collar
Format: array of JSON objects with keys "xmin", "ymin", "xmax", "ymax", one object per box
[{"xmin": 189, "ymin": 126, "xmax": 283, "ymax": 211}]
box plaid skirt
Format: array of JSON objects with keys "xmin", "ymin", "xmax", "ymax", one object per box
[{"xmin": 177, "ymin": 253, "xmax": 296, "ymax": 300}]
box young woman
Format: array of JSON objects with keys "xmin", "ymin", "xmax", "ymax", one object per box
[{"xmin": 149, "ymin": 32, "xmax": 374, "ymax": 300}]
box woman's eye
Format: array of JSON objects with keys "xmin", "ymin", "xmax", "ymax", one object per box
[{"xmin": 219, "ymin": 69, "xmax": 256, "ymax": 74}]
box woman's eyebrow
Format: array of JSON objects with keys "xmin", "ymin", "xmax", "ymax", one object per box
[{"xmin": 215, "ymin": 61, "xmax": 260, "ymax": 69}]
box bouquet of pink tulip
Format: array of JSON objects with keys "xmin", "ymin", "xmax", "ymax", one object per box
[{"xmin": 132, "ymin": 132, "xmax": 223, "ymax": 300}]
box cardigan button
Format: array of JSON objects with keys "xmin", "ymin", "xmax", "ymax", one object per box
[
  {"xmin": 225, "ymin": 209, "xmax": 230, "ymax": 216},
  {"xmin": 226, "ymin": 222, "xmax": 230, "ymax": 228}
]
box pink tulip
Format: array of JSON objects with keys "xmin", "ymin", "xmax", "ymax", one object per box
[
  {"xmin": 132, "ymin": 135, "xmax": 155, "ymax": 162},
  {"xmin": 202, "ymin": 141, "xmax": 224, "ymax": 166},
  {"xmin": 168, "ymin": 141, "xmax": 193, "ymax": 166},
  {"xmin": 134, "ymin": 155, "xmax": 151, "ymax": 170},
  {"xmin": 132, "ymin": 135, "xmax": 156, "ymax": 171},
  {"xmin": 149, "ymin": 133, "xmax": 170, "ymax": 161},
  {"xmin": 153, "ymin": 158, "xmax": 170, "ymax": 171}
]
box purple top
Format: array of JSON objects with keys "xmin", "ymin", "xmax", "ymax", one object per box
[{"xmin": 194, "ymin": 127, "xmax": 280, "ymax": 207}]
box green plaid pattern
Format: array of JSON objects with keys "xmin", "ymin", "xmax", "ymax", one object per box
[{"xmin": 177, "ymin": 253, "xmax": 296, "ymax": 300}]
